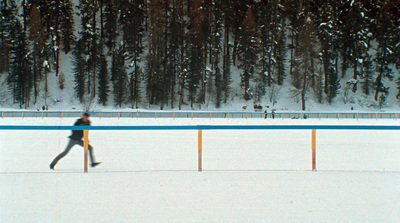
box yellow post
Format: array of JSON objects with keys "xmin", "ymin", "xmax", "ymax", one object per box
[
  {"xmin": 173, "ymin": 112, "xmax": 175, "ymax": 120},
  {"xmin": 246, "ymin": 113, "xmax": 248, "ymax": 119},
  {"xmin": 137, "ymin": 111, "xmax": 139, "ymax": 119},
  {"xmin": 312, "ymin": 129, "xmax": 316, "ymax": 171},
  {"xmin": 198, "ymin": 130, "xmax": 202, "ymax": 172},
  {"xmin": 118, "ymin": 112, "xmax": 120, "ymax": 119},
  {"xmin": 1, "ymin": 112, "xmax": 3, "ymax": 118},
  {"xmin": 84, "ymin": 130, "xmax": 89, "ymax": 173},
  {"xmin": 61, "ymin": 112, "xmax": 63, "ymax": 118},
  {"xmin": 210, "ymin": 112, "xmax": 211, "ymax": 120},
  {"xmin": 22, "ymin": 112, "xmax": 24, "ymax": 119},
  {"xmin": 99, "ymin": 112, "xmax": 101, "ymax": 119},
  {"xmin": 319, "ymin": 113, "xmax": 321, "ymax": 120},
  {"xmin": 191, "ymin": 112, "xmax": 193, "ymax": 120},
  {"xmin": 228, "ymin": 112, "xmax": 230, "ymax": 120},
  {"xmin": 155, "ymin": 112, "xmax": 157, "ymax": 119}
]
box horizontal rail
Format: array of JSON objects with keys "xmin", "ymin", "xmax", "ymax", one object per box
[
  {"xmin": 1, "ymin": 125, "xmax": 400, "ymax": 130},
  {"xmin": 1, "ymin": 111, "xmax": 399, "ymax": 120}
]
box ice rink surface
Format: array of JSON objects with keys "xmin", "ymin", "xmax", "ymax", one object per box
[{"xmin": 1, "ymin": 117, "xmax": 400, "ymax": 222}]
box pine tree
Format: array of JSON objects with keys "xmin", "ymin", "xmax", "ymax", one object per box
[
  {"xmin": 361, "ymin": 55, "xmax": 374, "ymax": 95},
  {"xmin": 103, "ymin": 1, "xmax": 118, "ymax": 52},
  {"xmin": 292, "ymin": 9, "xmax": 319, "ymax": 111},
  {"xmin": 97, "ymin": 51, "xmax": 109, "ymax": 106},
  {"xmin": 73, "ymin": 40, "xmax": 86, "ymax": 103},
  {"xmin": 0, "ymin": 0, "xmax": 18, "ymax": 73},
  {"xmin": 373, "ymin": 0, "xmax": 396, "ymax": 101},
  {"xmin": 120, "ymin": 0, "xmax": 146, "ymax": 109},
  {"xmin": 8, "ymin": 20, "xmax": 33, "ymax": 108},
  {"xmin": 221, "ymin": 0, "xmax": 233, "ymax": 104},
  {"xmin": 211, "ymin": 0, "xmax": 224, "ymax": 108},
  {"xmin": 316, "ymin": 0, "xmax": 340, "ymax": 103},
  {"xmin": 60, "ymin": 0, "xmax": 75, "ymax": 54},
  {"xmin": 187, "ymin": 0, "xmax": 207, "ymax": 107},
  {"xmin": 112, "ymin": 46, "xmax": 128, "ymax": 107},
  {"xmin": 77, "ymin": 0, "xmax": 101, "ymax": 98},
  {"xmin": 237, "ymin": 6, "xmax": 259, "ymax": 101},
  {"xmin": 27, "ymin": 4, "xmax": 46, "ymax": 104},
  {"xmin": 338, "ymin": 0, "xmax": 371, "ymax": 92}
]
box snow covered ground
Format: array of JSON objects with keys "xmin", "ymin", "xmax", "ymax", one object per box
[{"xmin": 1, "ymin": 117, "xmax": 400, "ymax": 222}]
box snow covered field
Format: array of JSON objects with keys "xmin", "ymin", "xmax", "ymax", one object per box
[{"xmin": 1, "ymin": 117, "xmax": 400, "ymax": 222}]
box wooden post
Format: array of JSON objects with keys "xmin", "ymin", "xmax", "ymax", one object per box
[
  {"xmin": 312, "ymin": 129, "xmax": 316, "ymax": 171},
  {"xmin": 198, "ymin": 129, "xmax": 202, "ymax": 172},
  {"xmin": 84, "ymin": 130, "xmax": 89, "ymax": 173}
]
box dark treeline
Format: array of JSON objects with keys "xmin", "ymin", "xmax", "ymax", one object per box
[{"xmin": 0, "ymin": 0, "xmax": 399, "ymax": 110}]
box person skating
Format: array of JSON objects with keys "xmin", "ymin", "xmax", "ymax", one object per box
[{"xmin": 50, "ymin": 113, "xmax": 100, "ymax": 170}]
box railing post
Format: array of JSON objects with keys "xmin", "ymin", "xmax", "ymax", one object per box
[
  {"xmin": 198, "ymin": 129, "xmax": 202, "ymax": 172},
  {"xmin": 1, "ymin": 112, "xmax": 3, "ymax": 119},
  {"xmin": 84, "ymin": 130, "xmax": 89, "ymax": 173},
  {"xmin": 155, "ymin": 112, "xmax": 157, "ymax": 119},
  {"xmin": 312, "ymin": 129, "xmax": 316, "ymax": 171},
  {"xmin": 118, "ymin": 112, "xmax": 120, "ymax": 120}
]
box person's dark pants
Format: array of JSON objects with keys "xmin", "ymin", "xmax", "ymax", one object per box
[{"xmin": 51, "ymin": 139, "xmax": 96, "ymax": 167}]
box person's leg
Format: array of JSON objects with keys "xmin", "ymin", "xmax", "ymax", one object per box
[
  {"xmin": 50, "ymin": 139, "xmax": 77, "ymax": 168},
  {"xmin": 75, "ymin": 140, "xmax": 97, "ymax": 165}
]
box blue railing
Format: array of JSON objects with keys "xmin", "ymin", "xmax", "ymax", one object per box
[
  {"xmin": 1, "ymin": 124, "xmax": 398, "ymax": 172},
  {"xmin": 1, "ymin": 125, "xmax": 399, "ymax": 130}
]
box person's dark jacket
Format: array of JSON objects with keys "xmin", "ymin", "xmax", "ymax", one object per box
[{"xmin": 69, "ymin": 118, "xmax": 91, "ymax": 140}]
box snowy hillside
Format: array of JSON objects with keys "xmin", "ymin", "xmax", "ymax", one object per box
[{"xmin": 1, "ymin": 0, "xmax": 399, "ymax": 112}]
